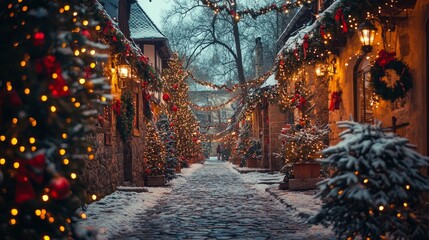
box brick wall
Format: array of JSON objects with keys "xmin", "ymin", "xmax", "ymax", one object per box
[{"xmin": 267, "ymin": 103, "xmax": 287, "ymax": 170}]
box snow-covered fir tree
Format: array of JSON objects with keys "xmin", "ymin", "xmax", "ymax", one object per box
[
  {"xmin": 156, "ymin": 114, "xmax": 178, "ymax": 181},
  {"xmin": 310, "ymin": 120, "xmax": 429, "ymax": 240}
]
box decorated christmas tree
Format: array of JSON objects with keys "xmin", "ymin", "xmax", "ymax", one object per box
[
  {"xmin": 279, "ymin": 124, "xmax": 329, "ymax": 165},
  {"xmin": 0, "ymin": 0, "xmax": 110, "ymax": 239},
  {"xmin": 235, "ymin": 121, "xmax": 252, "ymax": 167},
  {"xmin": 156, "ymin": 114, "xmax": 177, "ymax": 181},
  {"xmin": 143, "ymin": 121, "xmax": 166, "ymax": 177},
  {"xmin": 162, "ymin": 54, "xmax": 202, "ymax": 163},
  {"xmin": 310, "ymin": 120, "xmax": 429, "ymax": 239}
]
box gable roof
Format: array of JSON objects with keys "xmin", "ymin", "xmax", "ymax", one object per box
[{"xmin": 129, "ymin": 2, "xmax": 167, "ymax": 41}]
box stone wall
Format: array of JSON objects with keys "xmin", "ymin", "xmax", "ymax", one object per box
[{"xmin": 83, "ymin": 81, "xmax": 147, "ymax": 198}]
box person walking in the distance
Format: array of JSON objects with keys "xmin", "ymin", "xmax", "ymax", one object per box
[{"xmin": 216, "ymin": 144, "xmax": 222, "ymax": 160}]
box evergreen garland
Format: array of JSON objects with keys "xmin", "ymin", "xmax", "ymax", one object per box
[{"xmin": 116, "ymin": 91, "xmax": 135, "ymax": 142}]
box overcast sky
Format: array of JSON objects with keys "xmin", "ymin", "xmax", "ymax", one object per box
[{"xmin": 137, "ymin": 0, "xmax": 170, "ymax": 30}]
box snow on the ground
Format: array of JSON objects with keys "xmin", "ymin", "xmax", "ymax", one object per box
[
  {"xmin": 78, "ymin": 158, "xmax": 331, "ymax": 239},
  {"xmin": 227, "ymin": 162, "xmax": 332, "ymax": 236},
  {"xmin": 77, "ymin": 163, "xmax": 203, "ymax": 240}
]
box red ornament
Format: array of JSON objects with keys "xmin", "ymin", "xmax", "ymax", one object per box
[
  {"xmin": 172, "ymin": 83, "xmax": 179, "ymax": 90},
  {"xmin": 33, "ymin": 32, "xmax": 45, "ymax": 46},
  {"xmin": 49, "ymin": 74, "xmax": 70, "ymax": 98},
  {"xmin": 48, "ymin": 177, "xmax": 71, "ymax": 200},
  {"xmin": 81, "ymin": 29, "xmax": 91, "ymax": 39},
  {"xmin": 171, "ymin": 105, "xmax": 178, "ymax": 112},
  {"xmin": 162, "ymin": 93, "xmax": 171, "ymax": 101},
  {"xmin": 193, "ymin": 137, "xmax": 198, "ymax": 142}
]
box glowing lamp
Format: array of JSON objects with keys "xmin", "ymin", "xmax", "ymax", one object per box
[
  {"xmin": 118, "ymin": 64, "xmax": 130, "ymax": 79},
  {"xmin": 315, "ymin": 64, "xmax": 325, "ymax": 77},
  {"xmin": 357, "ymin": 20, "xmax": 377, "ymax": 53}
]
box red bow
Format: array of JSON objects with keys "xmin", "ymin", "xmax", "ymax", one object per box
[
  {"xmin": 376, "ymin": 50, "xmax": 396, "ymax": 68},
  {"xmin": 329, "ymin": 91, "xmax": 342, "ymax": 111},
  {"xmin": 112, "ymin": 99, "xmax": 121, "ymax": 115},
  {"xmin": 335, "ymin": 8, "xmax": 348, "ymax": 33},
  {"xmin": 15, "ymin": 154, "xmax": 46, "ymax": 204}
]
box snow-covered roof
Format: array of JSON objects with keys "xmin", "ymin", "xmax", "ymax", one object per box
[
  {"xmin": 261, "ymin": 73, "xmax": 277, "ymax": 88},
  {"xmin": 278, "ymin": 0, "xmax": 342, "ymax": 55},
  {"xmin": 129, "ymin": 2, "xmax": 166, "ymax": 40}
]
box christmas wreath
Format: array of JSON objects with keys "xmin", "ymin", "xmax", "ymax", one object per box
[{"xmin": 370, "ymin": 50, "xmax": 413, "ymax": 102}]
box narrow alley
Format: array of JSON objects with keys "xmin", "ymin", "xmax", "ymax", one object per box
[{"xmin": 110, "ymin": 158, "xmax": 333, "ymax": 240}]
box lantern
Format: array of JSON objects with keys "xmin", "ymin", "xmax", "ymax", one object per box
[{"xmin": 357, "ymin": 20, "xmax": 377, "ymax": 53}]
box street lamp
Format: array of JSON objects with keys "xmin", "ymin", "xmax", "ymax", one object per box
[{"xmin": 357, "ymin": 20, "xmax": 377, "ymax": 53}]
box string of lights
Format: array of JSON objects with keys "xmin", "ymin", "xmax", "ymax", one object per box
[
  {"xmin": 186, "ymin": 70, "xmax": 274, "ymax": 92},
  {"xmin": 189, "ymin": 94, "xmax": 241, "ymax": 111},
  {"xmin": 200, "ymin": 0, "xmax": 314, "ymax": 21}
]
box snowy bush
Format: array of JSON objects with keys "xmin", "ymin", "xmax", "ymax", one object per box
[{"xmin": 310, "ymin": 120, "xmax": 429, "ymax": 239}]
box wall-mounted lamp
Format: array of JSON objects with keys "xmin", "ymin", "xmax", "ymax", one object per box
[
  {"xmin": 118, "ymin": 63, "xmax": 131, "ymax": 79},
  {"xmin": 358, "ymin": 20, "xmax": 377, "ymax": 54},
  {"xmin": 315, "ymin": 64, "xmax": 326, "ymax": 77}
]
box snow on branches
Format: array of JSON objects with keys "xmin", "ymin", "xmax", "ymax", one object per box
[{"xmin": 310, "ymin": 120, "xmax": 429, "ymax": 240}]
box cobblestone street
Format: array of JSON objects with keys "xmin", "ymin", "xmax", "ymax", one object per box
[{"xmin": 111, "ymin": 158, "xmax": 333, "ymax": 239}]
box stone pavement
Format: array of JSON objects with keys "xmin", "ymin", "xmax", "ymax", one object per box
[{"xmin": 111, "ymin": 159, "xmax": 334, "ymax": 240}]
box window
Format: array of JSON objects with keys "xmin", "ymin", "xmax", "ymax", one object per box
[{"xmin": 354, "ymin": 66, "xmax": 374, "ymax": 123}]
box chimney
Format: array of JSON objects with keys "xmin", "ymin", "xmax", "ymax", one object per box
[{"xmin": 255, "ymin": 37, "xmax": 263, "ymax": 78}]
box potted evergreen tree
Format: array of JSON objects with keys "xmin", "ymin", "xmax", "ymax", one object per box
[
  {"xmin": 246, "ymin": 139, "xmax": 262, "ymax": 168},
  {"xmin": 310, "ymin": 120, "xmax": 429, "ymax": 239},
  {"xmin": 143, "ymin": 121, "xmax": 166, "ymax": 187}
]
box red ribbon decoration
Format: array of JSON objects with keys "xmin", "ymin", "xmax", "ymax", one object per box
[
  {"xmin": 375, "ymin": 50, "xmax": 396, "ymax": 68},
  {"xmin": 102, "ymin": 21, "xmax": 113, "ymax": 35},
  {"xmin": 112, "ymin": 98, "xmax": 121, "ymax": 115},
  {"xmin": 15, "ymin": 154, "xmax": 46, "ymax": 204},
  {"xmin": 303, "ymin": 34, "xmax": 309, "ymax": 59},
  {"xmin": 329, "ymin": 91, "xmax": 342, "ymax": 111},
  {"xmin": 320, "ymin": 24, "xmax": 326, "ymax": 39},
  {"xmin": 294, "ymin": 48, "xmax": 299, "ymax": 61},
  {"xmin": 335, "ymin": 8, "xmax": 348, "ymax": 33}
]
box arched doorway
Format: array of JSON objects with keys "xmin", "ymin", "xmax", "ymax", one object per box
[{"xmin": 353, "ymin": 55, "xmax": 373, "ymax": 123}]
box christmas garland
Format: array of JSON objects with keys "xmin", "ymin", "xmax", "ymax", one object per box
[
  {"xmin": 370, "ymin": 50, "xmax": 413, "ymax": 102},
  {"xmin": 115, "ymin": 91, "xmax": 135, "ymax": 142}
]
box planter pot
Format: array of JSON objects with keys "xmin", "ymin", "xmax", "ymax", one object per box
[
  {"xmin": 146, "ymin": 175, "xmax": 165, "ymax": 187},
  {"xmin": 247, "ymin": 158, "xmax": 258, "ymax": 168},
  {"xmin": 293, "ymin": 163, "xmax": 321, "ymax": 179}
]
